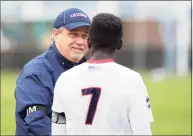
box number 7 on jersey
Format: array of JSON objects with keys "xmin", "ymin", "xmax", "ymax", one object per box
[{"xmin": 81, "ymin": 87, "xmax": 101, "ymax": 125}]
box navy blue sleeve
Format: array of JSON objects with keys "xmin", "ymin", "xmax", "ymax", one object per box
[{"xmin": 15, "ymin": 74, "xmax": 53, "ymax": 136}]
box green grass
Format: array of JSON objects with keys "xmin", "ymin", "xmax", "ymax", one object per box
[
  {"xmin": 1, "ymin": 71, "xmax": 19, "ymax": 135},
  {"xmin": 142, "ymin": 74, "xmax": 191, "ymax": 135},
  {"xmin": 1, "ymin": 71, "xmax": 191, "ymax": 135}
]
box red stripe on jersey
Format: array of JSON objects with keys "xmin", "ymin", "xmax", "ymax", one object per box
[{"xmin": 86, "ymin": 59, "xmax": 114, "ymax": 64}]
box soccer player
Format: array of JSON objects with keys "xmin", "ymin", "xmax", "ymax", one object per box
[{"xmin": 52, "ymin": 13, "xmax": 154, "ymax": 135}]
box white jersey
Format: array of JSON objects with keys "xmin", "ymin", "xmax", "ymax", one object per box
[{"xmin": 52, "ymin": 59, "xmax": 154, "ymax": 135}]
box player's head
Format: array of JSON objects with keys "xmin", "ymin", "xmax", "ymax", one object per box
[
  {"xmin": 88, "ymin": 13, "xmax": 123, "ymax": 54},
  {"xmin": 51, "ymin": 8, "xmax": 91, "ymax": 63}
]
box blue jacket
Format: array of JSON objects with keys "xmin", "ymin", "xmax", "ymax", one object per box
[{"xmin": 14, "ymin": 43, "xmax": 86, "ymax": 135}]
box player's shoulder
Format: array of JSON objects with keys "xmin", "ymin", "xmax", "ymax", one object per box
[
  {"xmin": 59, "ymin": 63, "xmax": 86, "ymax": 79},
  {"xmin": 114, "ymin": 63, "xmax": 145, "ymax": 94},
  {"xmin": 114, "ymin": 62, "xmax": 141, "ymax": 79}
]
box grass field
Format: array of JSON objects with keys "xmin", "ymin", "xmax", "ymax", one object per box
[{"xmin": 1, "ymin": 71, "xmax": 191, "ymax": 135}]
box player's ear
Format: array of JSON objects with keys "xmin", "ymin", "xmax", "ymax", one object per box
[
  {"xmin": 87, "ymin": 37, "xmax": 91, "ymax": 49},
  {"xmin": 117, "ymin": 39, "xmax": 123, "ymax": 50}
]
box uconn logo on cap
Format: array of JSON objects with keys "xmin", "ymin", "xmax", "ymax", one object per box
[{"xmin": 70, "ymin": 13, "xmax": 87, "ymax": 18}]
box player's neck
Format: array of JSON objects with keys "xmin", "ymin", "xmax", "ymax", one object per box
[{"xmin": 89, "ymin": 50, "xmax": 115, "ymax": 60}]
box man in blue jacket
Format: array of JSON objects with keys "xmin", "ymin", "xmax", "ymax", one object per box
[{"xmin": 14, "ymin": 8, "xmax": 91, "ymax": 135}]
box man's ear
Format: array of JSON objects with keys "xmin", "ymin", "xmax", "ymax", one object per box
[
  {"xmin": 52, "ymin": 28, "xmax": 61, "ymax": 38},
  {"xmin": 117, "ymin": 39, "xmax": 123, "ymax": 50},
  {"xmin": 87, "ymin": 37, "xmax": 91, "ymax": 49},
  {"xmin": 51, "ymin": 29, "xmax": 58, "ymax": 41}
]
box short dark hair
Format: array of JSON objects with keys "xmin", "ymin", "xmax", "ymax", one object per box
[{"xmin": 88, "ymin": 13, "xmax": 123, "ymax": 52}]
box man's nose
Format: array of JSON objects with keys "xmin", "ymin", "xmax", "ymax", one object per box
[{"xmin": 75, "ymin": 37, "xmax": 85, "ymax": 45}]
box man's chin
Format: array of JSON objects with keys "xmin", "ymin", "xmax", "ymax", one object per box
[{"xmin": 70, "ymin": 53, "xmax": 84, "ymax": 63}]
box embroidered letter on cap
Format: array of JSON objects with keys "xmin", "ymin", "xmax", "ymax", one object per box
[{"xmin": 70, "ymin": 13, "xmax": 87, "ymax": 18}]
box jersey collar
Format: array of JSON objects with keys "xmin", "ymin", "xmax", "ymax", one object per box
[{"xmin": 86, "ymin": 59, "xmax": 114, "ymax": 64}]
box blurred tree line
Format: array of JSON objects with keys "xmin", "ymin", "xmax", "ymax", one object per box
[{"xmin": 1, "ymin": 20, "xmax": 191, "ymax": 71}]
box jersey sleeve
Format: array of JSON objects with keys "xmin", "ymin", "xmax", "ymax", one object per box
[
  {"xmin": 52, "ymin": 74, "xmax": 67, "ymax": 135},
  {"xmin": 52, "ymin": 122, "xmax": 66, "ymax": 135},
  {"xmin": 128, "ymin": 74, "xmax": 154, "ymax": 132},
  {"xmin": 133, "ymin": 125, "xmax": 152, "ymax": 135},
  {"xmin": 52, "ymin": 74, "xmax": 65, "ymax": 113}
]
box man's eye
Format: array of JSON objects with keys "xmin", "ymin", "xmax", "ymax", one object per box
[
  {"xmin": 82, "ymin": 35, "xmax": 88, "ymax": 39},
  {"xmin": 69, "ymin": 33, "xmax": 76, "ymax": 38}
]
